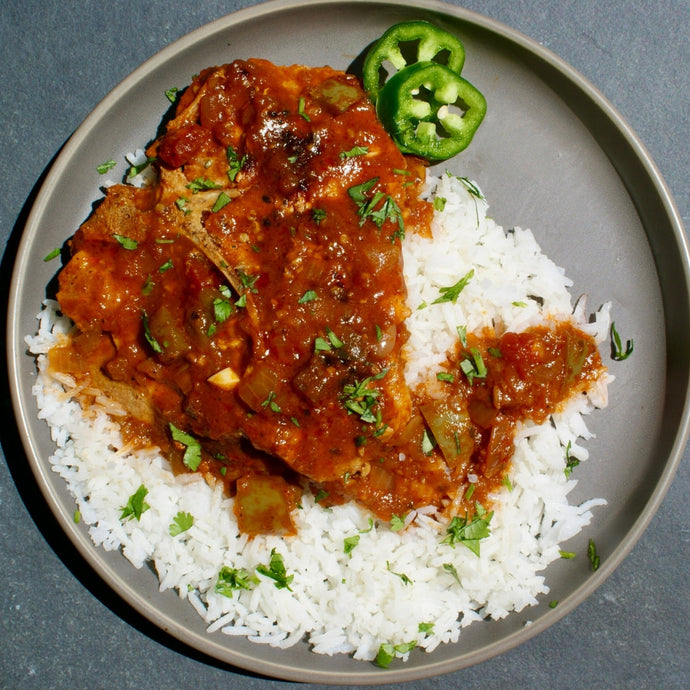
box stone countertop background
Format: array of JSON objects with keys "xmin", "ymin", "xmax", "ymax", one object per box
[{"xmin": 1, "ymin": 1, "xmax": 688, "ymax": 687}]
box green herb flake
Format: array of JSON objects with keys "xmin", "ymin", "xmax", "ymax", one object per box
[
  {"xmin": 261, "ymin": 391, "xmax": 281, "ymax": 413},
  {"xmin": 386, "ymin": 561, "xmax": 412, "ymax": 585},
  {"xmin": 512, "ymin": 300, "xmax": 528, "ymax": 307},
  {"xmin": 360, "ymin": 518, "xmax": 374, "ymax": 533},
  {"xmin": 587, "ymin": 538, "xmax": 601, "ymax": 571},
  {"xmin": 502, "ymin": 475, "xmax": 514, "ymax": 492},
  {"xmin": 213, "ymin": 296, "xmax": 233, "ymax": 323},
  {"xmin": 460, "ymin": 348, "xmax": 488, "ymax": 384},
  {"xmin": 338, "ymin": 145, "xmax": 369, "ymax": 160},
  {"xmin": 418, "ymin": 622, "xmax": 434, "ymax": 634},
  {"xmin": 158, "ymin": 258, "xmax": 173, "ymax": 273},
  {"xmin": 212, "ymin": 191, "xmax": 232, "ymax": 213},
  {"xmin": 390, "ymin": 513, "xmax": 406, "ymax": 532},
  {"xmin": 311, "ymin": 207, "xmax": 327, "ymax": 224},
  {"xmin": 443, "ymin": 503, "xmax": 494, "ymax": 556},
  {"xmin": 314, "ymin": 489, "xmax": 329, "ymax": 503},
  {"xmin": 464, "ymin": 483, "xmax": 476, "ymax": 501},
  {"xmin": 113, "ymin": 234, "xmax": 138, "ymax": 250},
  {"xmin": 96, "ymin": 159, "xmax": 117, "ymax": 174},
  {"xmin": 169, "ymin": 511, "xmax": 194, "ymax": 536},
  {"xmin": 298, "ymin": 290, "xmax": 317, "ymax": 304},
  {"xmin": 256, "ymin": 548, "xmax": 294, "ymax": 591},
  {"xmin": 433, "ymin": 269, "xmax": 474, "ymax": 304},
  {"xmin": 375, "ymin": 641, "xmax": 416, "ymax": 668},
  {"xmin": 610, "ymin": 322, "xmax": 634, "ymax": 361},
  {"xmin": 141, "ymin": 311, "xmax": 163, "ymax": 354},
  {"xmin": 344, "ymin": 534, "xmax": 360, "ymax": 556},
  {"xmin": 341, "ymin": 368, "xmax": 388, "ymax": 427},
  {"xmin": 433, "ymin": 196, "xmax": 447, "ymax": 212},
  {"xmin": 43, "ymin": 247, "xmax": 61, "ymax": 262},
  {"xmin": 169, "ymin": 423, "xmax": 202, "ymax": 471},
  {"xmin": 421, "ymin": 429, "xmax": 435, "ymax": 455},
  {"xmin": 175, "ymin": 196, "xmax": 190, "ymax": 214},
  {"xmin": 141, "ymin": 275, "xmax": 154, "ymax": 296},
  {"xmin": 165, "ymin": 86, "xmax": 179, "ymax": 103},
  {"xmin": 457, "ymin": 324, "xmax": 468, "ymax": 347},
  {"xmin": 549, "ymin": 600, "xmax": 559, "ymax": 609},
  {"xmin": 347, "ymin": 177, "xmax": 405, "ymax": 239},
  {"xmin": 564, "ymin": 441, "xmax": 580, "ymax": 478},
  {"xmin": 186, "ymin": 177, "xmax": 222, "ymax": 193},
  {"xmin": 443, "ymin": 562, "xmax": 461, "ymax": 584},
  {"xmin": 297, "ymin": 97, "xmax": 310, "ymax": 121},
  {"xmin": 215, "ymin": 566, "xmax": 258, "ymax": 598},
  {"xmin": 120, "ymin": 484, "xmax": 150, "ymax": 522},
  {"xmin": 127, "ymin": 156, "xmax": 156, "ymax": 179},
  {"xmin": 436, "ymin": 371, "xmax": 454, "ymax": 383},
  {"xmin": 73, "ymin": 509, "xmax": 81, "ymax": 524},
  {"xmin": 226, "ymin": 146, "xmax": 246, "ymax": 182},
  {"xmin": 559, "ymin": 550, "xmax": 576, "ymax": 560}
]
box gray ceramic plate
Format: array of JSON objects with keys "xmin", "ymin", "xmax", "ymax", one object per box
[{"xmin": 7, "ymin": 0, "xmax": 690, "ymax": 684}]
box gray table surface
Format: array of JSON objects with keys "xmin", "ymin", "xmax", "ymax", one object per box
[{"xmin": 1, "ymin": 1, "xmax": 688, "ymax": 688}]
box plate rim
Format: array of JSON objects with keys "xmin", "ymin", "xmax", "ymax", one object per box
[{"xmin": 7, "ymin": 0, "xmax": 690, "ymax": 683}]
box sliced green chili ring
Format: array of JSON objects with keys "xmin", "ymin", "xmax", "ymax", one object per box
[
  {"xmin": 376, "ymin": 61, "xmax": 486, "ymax": 161},
  {"xmin": 363, "ymin": 20, "xmax": 466, "ymax": 104}
]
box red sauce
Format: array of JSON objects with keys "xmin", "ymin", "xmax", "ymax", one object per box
[{"xmin": 51, "ymin": 59, "xmax": 605, "ymax": 535}]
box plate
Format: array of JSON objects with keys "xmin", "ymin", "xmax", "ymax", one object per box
[{"xmin": 7, "ymin": 0, "xmax": 690, "ymax": 684}]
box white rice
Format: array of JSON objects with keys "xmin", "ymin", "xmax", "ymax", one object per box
[{"xmin": 26, "ymin": 173, "xmax": 611, "ymax": 662}]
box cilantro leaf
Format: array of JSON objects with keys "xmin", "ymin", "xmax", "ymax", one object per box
[
  {"xmin": 215, "ymin": 566, "xmax": 258, "ymax": 598},
  {"xmin": 443, "ymin": 504, "xmax": 493, "ymax": 556},
  {"xmin": 433, "ymin": 269, "xmax": 474, "ymax": 304},
  {"xmin": 256, "ymin": 548, "xmax": 294, "ymax": 590},
  {"xmin": 169, "ymin": 423, "xmax": 202, "ymax": 471},
  {"xmin": 169, "ymin": 511, "xmax": 194, "ymax": 536},
  {"xmin": 120, "ymin": 484, "xmax": 150, "ymax": 522}
]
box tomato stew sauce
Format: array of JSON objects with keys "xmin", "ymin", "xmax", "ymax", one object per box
[{"xmin": 52, "ymin": 60, "xmax": 604, "ymax": 535}]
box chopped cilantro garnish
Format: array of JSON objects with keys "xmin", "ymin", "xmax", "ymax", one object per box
[
  {"xmin": 215, "ymin": 566, "xmax": 258, "ymax": 598},
  {"xmin": 347, "ymin": 177, "xmax": 405, "ymax": 239},
  {"xmin": 141, "ymin": 311, "xmax": 163, "ymax": 354},
  {"xmin": 261, "ymin": 391, "xmax": 281, "ymax": 413},
  {"xmin": 433, "ymin": 196, "xmax": 447, "ymax": 212},
  {"xmin": 344, "ymin": 534, "xmax": 360, "ymax": 556},
  {"xmin": 460, "ymin": 348, "xmax": 487, "ymax": 384},
  {"xmin": 389, "ymin": 514, "xmax": 406, "ymax": 532},
  {"xmin": 375, "ymin": 641, "xmax": 416, "ymax": 668},
  {"xmin": 213, "ymin": 295, "xmax": 233, "ymax": 323},
  {"xmin": 169, "ymin": 423, "xmax": 202, "ymax": 471},
  {"xmin": 436, "ymin": 371, "xmax": 454, "ymax": 383},
  {"xmin": 256, "ymin": 548, "xmax": 294, "ymax": 590},
  {"xmin": 433, "ymin": 268, "xmax": 474, "ymax": 304},
  {"xmin": 96, "ymin": 159, "xmax": 116, "ymax": 174},
  {"xmin": 443, "ymin": 562, "xmax": 461, "ymax": 584},
  {"xmin": 559, "ymin": 550, "xmax": 576, "ymax": 559},
  {"xmin": 169, "ymin": 511, "xmax": 194, "ymax": 536},
  {"xmin": 120, "ymin": 484, "xmax": 150, "ymax": 522},
  {"xmin": 298, "ymin": 290, "xmax": 317, "ymax": 304},
  {"xmin": 610, "ymin": 322, "xmax": 634, "ymax": 361},
  {"xmin": 175, "ymin": 196, "xmax": 191, "ymax": 214},
  {"xmin": 311, "ymin": 207, "xmax": 327, "ymax": 224},
  {"xmin": 418, "ymin": 622, "xmax": 434, "ymax": 634},
  {"xmin": 386, "ymin": 561, "xmax": 412, "ymax": 585},
  {"xmin": 43, "ymin": 247, "xmax": 60, "ymax": 262},
  {"xmin": 443, "ymin": 503, "xmax": 493, "ymax": 556},
  {"xmin": 186, "ymin": 177, "xmax": 222, "ymax": 193},
  {"xmin": 158, "ymin": 258, "xmax": 173, "ymax": 273},
  {"xmin": 564, "ymin": 441, "xmax": 580, "ymax": 478},
  {"xmin": 587, "ymin": 538, "xmax": 600, "ymax": 571},
  {"xmin": 113, "ymin": 234, "xmax": 138, "ymax": 250},
  {"xmin": 165, "ymin": 86, "xmax": 179, "ymax": 103},
  {"xmin": 212, "ymin": 191, "xmax": 232, "ymax": 213},
  {"xmin": 314, "ymin": 489, "xmax": 329, "ymax": 503},
  {"xmin": 339, "ymin": 145, "xmax": 369, "ymax": 159},
  {"xmin": 297, "ymin": 97, "xmax": 310, "ymax": 121},
  {"xmin": 226, "ymin": 146, "xmax": 246, "ymax": 182},
  {"xmin": 421, "ymin": 429, "xmax": 435, "ymax": 455}
]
